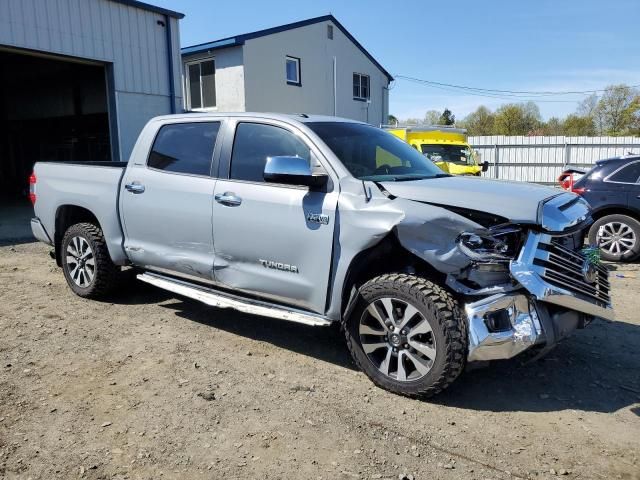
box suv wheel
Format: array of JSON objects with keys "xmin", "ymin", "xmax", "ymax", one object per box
[
  {"xmin": 61, "ymin": 222, "xmax": 118, "ymax": 298},
  {"xmin": 344, "ymin": 274, "xmax": 467, "ymax": 398},
  {"xmin": 588, "ymin": 214, "xmax": 640, "ymax": 262}
]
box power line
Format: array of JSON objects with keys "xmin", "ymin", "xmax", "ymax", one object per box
[
  {"xmin": 395, "ymin": 75, "xmax": 640, "ymax": 97},
  {"xmin": 396, "ymin": 77, "xmax": 581, "ymax": 103}
]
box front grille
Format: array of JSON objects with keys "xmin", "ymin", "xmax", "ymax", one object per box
[{"xmin": 532, "ymin": 237, "xmax": 611, "ymax": 307}]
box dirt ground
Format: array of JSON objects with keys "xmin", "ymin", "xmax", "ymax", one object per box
[{"xmin": 0, "ymin": 242, "xmax": 638, "ymax": 480}]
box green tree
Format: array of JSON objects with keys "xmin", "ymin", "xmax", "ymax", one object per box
[
  {"xmin": 387, "ymin": 114, "xmax": 399, "ymax": 126},
  {"xmin": 423, "ymin": 110, "xmax": 441, "ymax": 125},
  {"xmin": 562, "ymin": 114, "xmax": 596, "ymax": 136},
  {"xmin": 460, "ymin": 106, "xmax": 495, "ymax": 135},
  {"xmin": 624, "ymin": 96, "xmax": 640, "ymax": 135},
  {"xmin": 593, "ymin": 84, "xmax": 639, "ymax": 135},
  {"xmin": 541, "ymin": 117, "xmax": 564, "ymax": 135},
  {"xmin": 493, "ymin": 102, "xmax": 541, "ymax": 135},
  {"xmin": 438, "ymin": 108, "xmax": 455, "ymax": 125}
]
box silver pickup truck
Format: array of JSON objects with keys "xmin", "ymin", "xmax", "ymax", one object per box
[{"xmin": 30, "ymin": 113, "xmax": 613, "ymax": 397}]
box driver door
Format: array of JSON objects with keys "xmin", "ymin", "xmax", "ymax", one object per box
[{"xmin": 211, "ymin": 119, "xmax": 338, "ymax": 313}]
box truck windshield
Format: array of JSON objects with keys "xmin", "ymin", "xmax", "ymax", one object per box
[
  {"xmin": 306, "ymin": 122, "xmax": 447, "ymax": 181},
  {"xmin": 421, "ymin": 144, "xmax": 474, "ymax": 165}
]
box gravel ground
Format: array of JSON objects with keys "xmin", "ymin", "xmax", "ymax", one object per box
[{"xmin": 0, "ymin": 242, "xmax": 639, "ymax": 480}]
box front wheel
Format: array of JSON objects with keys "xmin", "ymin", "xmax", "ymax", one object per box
[
  {"xmin": 344, "ymin": 274, "xmax": 467, "ymax": 398},
  {"xmin": 588, "ymin": 214, "xmax": 640, "ymax": 262}
]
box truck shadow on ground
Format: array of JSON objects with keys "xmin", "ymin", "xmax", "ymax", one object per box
[{"xmin": 109, "ymin": 279, "xmax": 640, "ymax": 415}]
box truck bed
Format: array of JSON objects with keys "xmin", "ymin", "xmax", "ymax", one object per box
[{"xmin": 32, "ymin": 161, "xmax": 127, "ymax": 263}]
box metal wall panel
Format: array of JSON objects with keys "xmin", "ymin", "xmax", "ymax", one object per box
[
  {"xmin": 0, "ymin": 0, "xmax": 181, "ymax": 98},
  {"xmin": 469, "ymin": 136, "xmax": 640, "ymax": 184},
  {"xmin": 0, "ymin": 0, "xmax": 183, "ymax": 160}
]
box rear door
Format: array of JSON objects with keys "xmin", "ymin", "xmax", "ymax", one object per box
[
  {"xmin": 120, "ymin": 120, "xmax": 222, "ymax": 281},
  {"xmin": 211, "ymin": 118, "xmax": 338, "ymax": 313}
]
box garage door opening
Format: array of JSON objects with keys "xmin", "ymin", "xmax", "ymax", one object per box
[{"xmin": 0, "ymin": 48, "xmax": 112, "ymax": 239}]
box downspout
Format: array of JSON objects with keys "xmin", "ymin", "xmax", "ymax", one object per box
[
  {"xmin": 333, "ymin": 56, "xmax": 337, "ymax": 116},
  {"xmin": 164, "ymin": 14, "xmax": 177, "ymax": 114}
]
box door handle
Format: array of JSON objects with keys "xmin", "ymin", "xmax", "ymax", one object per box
[
  {"xmin": 214, "ymin": 192, "xmax": 242, "ymax": 206},
  {"xmin": 125, "ymin": 182, "xmax": 145, "ymax": 194}
]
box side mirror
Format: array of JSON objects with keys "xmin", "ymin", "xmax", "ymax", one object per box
[
  {"xmin": 264, "ymin": 156, "xmax": 328, "ymax": 188},
  {"xmin": 481, "ymin": 161, "xmax": 489, "ymax": 173}
]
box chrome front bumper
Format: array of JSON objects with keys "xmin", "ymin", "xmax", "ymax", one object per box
[{"xmin": 466, "ymin": 293, "xmax": 542, "ymax": 361}]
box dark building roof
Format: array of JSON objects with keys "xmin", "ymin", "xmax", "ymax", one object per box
[
  {"xmin": 110, "ymin": 0, "xmax": 184, "ymax": 19},
  {"xmin": 181, "ymin": 14, "xmax": 392, "ymax": 82}
]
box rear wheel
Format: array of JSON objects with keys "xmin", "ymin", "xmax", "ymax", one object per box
[
  {"xmin": 61, "ymin": 222, "xmax": 118, "ymax": 298},
  {"xmin": 588, "ymin": 214, "xmax": 640, "ymax": 262},
  {"xmin": 344, "ymin": 274, "xmax": 467, "ymax": 398}
]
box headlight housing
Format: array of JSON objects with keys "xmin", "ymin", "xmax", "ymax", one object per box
[{"xmin": 457, "ymin": 226, "xmax": 522, "ymax": 262}]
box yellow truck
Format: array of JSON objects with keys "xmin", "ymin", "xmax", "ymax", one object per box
[{"xmin": 384, "ymin": 125, "xmax": 488, "ymax": 176}]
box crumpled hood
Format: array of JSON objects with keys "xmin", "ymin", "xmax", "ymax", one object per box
[{"xmin": 380, "ymin": 176, "xmax": 562, "ymax": 224}]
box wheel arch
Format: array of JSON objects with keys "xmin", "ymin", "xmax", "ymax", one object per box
[
  {"xmin": 54, "ymin": 205, "xmax": 101, "ymax": 266},
  {"xmin": 590, "ymin": 205, "xmax": 640, "ymax": 223},
  {"xmin": 339, "ymin": 232, "xmax": 446, "ymax": 319}
]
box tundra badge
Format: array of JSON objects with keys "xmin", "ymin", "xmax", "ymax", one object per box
[{"xmin": 259, "ymin": 259, "xmax": 299, "ymax": 273}]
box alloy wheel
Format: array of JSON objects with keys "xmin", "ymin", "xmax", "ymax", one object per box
[
  {"xmin": 66, "ymin": 236, "xmax": 95, "ymax": 288},
  {"xmin": 359, "ymin": 297, "xmax": 437, "ymax": 382},
  {"xmin": 597, "ymin": 221, "xmax": 637, "ymax": 256}
]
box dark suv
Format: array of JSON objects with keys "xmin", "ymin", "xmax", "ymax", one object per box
[{"xmin": 570, "ymin": 156, "xmax": 640, "ymax": 262}]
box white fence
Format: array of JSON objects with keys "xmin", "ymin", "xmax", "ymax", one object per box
[{"xmin": 469, "ymin": 136, "xmax": 640, "ymax": 184}]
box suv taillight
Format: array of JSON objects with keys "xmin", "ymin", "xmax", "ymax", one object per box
[{"xmin": 28, "ymin": 172, "xmax": 36, "ymax": 205}]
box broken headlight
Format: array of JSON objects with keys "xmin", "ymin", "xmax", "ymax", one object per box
[{"xmin": 457, "ymin": 226, "xmax": 522, "ymax": 262}]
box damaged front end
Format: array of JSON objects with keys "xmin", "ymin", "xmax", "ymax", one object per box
[
  {"xmin": 383, "ymin": 186, "xmax": 612, "ymax": 362},
  {"xmin": 442, "ymin": 193, "xmax": 614, "ymax": 362}
]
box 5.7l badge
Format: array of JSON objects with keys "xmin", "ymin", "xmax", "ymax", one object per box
[{"xmin": 306, "ymin": 212, "xmax": 330, "ymax": 225}]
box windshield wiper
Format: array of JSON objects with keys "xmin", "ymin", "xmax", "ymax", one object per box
[{"xmin": 393, "ymin": 173, "xmax": 451, "ymax": 181}]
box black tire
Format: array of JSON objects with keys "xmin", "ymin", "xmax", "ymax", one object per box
[
  {"xmin": 61, "ymin": 222, "xmax": 119, "ymax": 298},
  {"xmin": 588, "ymin": 214, "xmax": 640, "ymax": 262},
  {"xmin": 343, "ymin": 273, "xmax": 467, "ymax": 398}
]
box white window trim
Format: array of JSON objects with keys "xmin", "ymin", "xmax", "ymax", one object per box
[
  {"xmin": 185, "ymin": 57, "xmax": 217, "ymax": 112},
  {"xmin": 285, "ymin": 56, "xmax": 301, "ymax": 86},
  {"xmin": 353, "ymin": 72, "xmax": 371, "ymax": 101}
]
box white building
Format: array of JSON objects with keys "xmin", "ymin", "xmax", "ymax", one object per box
[
  {"xmin": 0, "ymin": 0, "xmax": 184, "ymax": 209},
  {"xmin": 181, "ymin": 15, "xmax": 393, "ymax": 126}
]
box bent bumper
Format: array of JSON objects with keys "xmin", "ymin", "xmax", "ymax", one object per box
[
  {"xmin": 31, "ymin": 217, "xmax": 53, "ymax": 245},
  {"xmin": 465, "ymin": 292, "xmax": 592, "ymax": 362},
  {"xmin": 466, "ymin": 294, "xmax": 542, "ymax": 361}
]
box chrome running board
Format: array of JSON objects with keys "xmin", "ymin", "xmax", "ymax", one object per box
[{"xmin": 137, "ymin": 272, "xmax": 333, "ymax": 327}]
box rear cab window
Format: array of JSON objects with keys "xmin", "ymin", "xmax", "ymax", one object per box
[{"xmin": 148, "ymin": 122, "xmax": 221, "ymax": 176}]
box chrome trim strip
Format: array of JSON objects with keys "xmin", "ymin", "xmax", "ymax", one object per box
[
  {"xmin": 137, "ymin": 272, "xmax": 333, "ymax": 327},
  {"xmin": 510, "ymin": 232, "xmax": 615, "ymax": 321}
]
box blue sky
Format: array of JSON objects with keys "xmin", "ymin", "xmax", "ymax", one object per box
[{"xmin": 152, "ymin": 0, "xmax": 640, "ymax": 121}]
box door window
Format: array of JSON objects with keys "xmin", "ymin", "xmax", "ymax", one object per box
[
  {"xmin": 606, "ymin": 161, "xmax": 640, "ymax": 184},
  {"xmin": 148, "ymin": 122, "xmax": 220, "ymax": 176},
  {"xmin": 230, "ymin": 123, "xmax": 310, "ymax": 183}
]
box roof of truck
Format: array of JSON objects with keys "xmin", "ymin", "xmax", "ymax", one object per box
[{"xmin": 149, "ymin": 112, "xmax": 368, "ymax": 125}]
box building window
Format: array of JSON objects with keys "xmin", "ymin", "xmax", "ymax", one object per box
[
  {"xmin": 353, "ymin": 73, "xmax": 370, "ymax": 101},
  {"xmin": 286, "ymin": 56, "xmax": 301, "ymax": 86},
  {"xmin": 186, "ymin": 59, "xmax": 216, "ymax": 110},
  {"xmin": 327, "ymin": 24, "xmax": 334, "ymax": 39}
]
